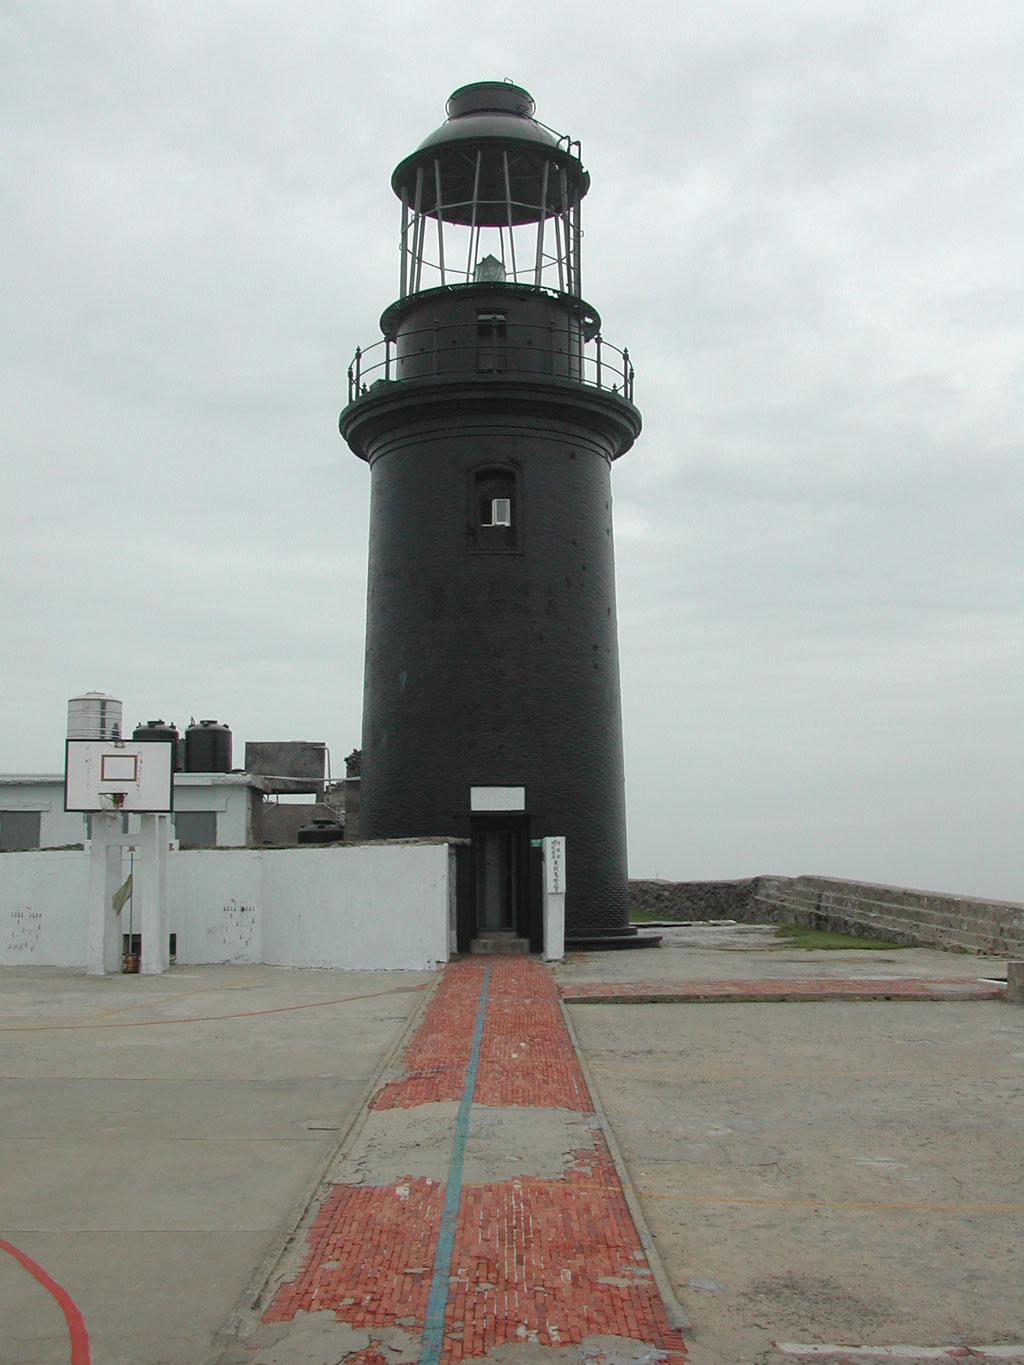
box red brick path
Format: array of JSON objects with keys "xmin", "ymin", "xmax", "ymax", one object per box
[
  {"xmin": 264, "ymin": 958, "xmax": 686, "ymax": 1363},
  {"xmin": 264, "ymin": 1176, "xmax": 443, "ymax": 1324},
  {"xmin": 370, "ymin": 963, "xmax": 482, "ymax": 1110},
  {"xmin": 443, "ymin": 1141, "xmax": 682, "ymax": 1360}
]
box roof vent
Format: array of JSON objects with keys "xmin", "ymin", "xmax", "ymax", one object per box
[{"xmin": 446, "ymin": 81, "xmax": 535, "ymax": 120}]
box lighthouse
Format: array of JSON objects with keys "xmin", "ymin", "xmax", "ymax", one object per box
[{"xmin": 340, "ymin": 81, "xmax": 641, "ymax": 948}]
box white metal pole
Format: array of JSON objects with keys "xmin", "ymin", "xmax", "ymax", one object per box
[
  {"xmin": 138, "ymin": 812, "xmax": 168, "ymax": 974},
  {"xmin": 534, "ymin": 160, "xmax": 550, "ymax": 287},
  {"xmin": 434, "ymin": 160, "xmax": 447, "ymax": 285}
]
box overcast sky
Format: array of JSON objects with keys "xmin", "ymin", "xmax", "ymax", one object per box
[{"xmin": 2, "ymin": 1, "xmax": 1021, "ymax": 900}]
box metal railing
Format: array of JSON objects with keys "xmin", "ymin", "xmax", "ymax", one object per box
[{"xmin": 346, "ymin": 321, "xmax": 634, "ymax": 405}]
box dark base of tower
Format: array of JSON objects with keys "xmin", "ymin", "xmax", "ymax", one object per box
[{"xmin": 564, "ymin": 931, "xmax": 662, "ymax": 951}]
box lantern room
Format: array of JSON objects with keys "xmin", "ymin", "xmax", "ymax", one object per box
[{"xmin": 391, "ymin": 80, "xmax": 588, "ymax": 299}]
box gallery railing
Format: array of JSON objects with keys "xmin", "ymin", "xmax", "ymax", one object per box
[{"xmin": 346, "ymin": 322, "xmax": 634, "ymax": 405}]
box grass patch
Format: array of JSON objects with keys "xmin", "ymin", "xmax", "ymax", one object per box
[
  {"xmin": 775, "ymin": 923, "xmax": 907, "ymax": 951},
  {"xmin": 627, "ymin": 910, "xmax": 908, "ymax": 950},
  {"xmin": 629, "ymin": 906, "xmax": 670, "ymax": 922}
]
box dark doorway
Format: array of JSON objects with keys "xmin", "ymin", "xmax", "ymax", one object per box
[
  {"xmin": 476, "ymin": 827, "xmax": 517, "ymax": 930},
  {"xmin": 470, "ymin": 816, "xmax": 529, "ymax": 941}
]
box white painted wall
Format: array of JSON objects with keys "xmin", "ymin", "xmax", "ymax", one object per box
[
  {"xmin": 0, "ymin": 842, "xmax": 452, "ymax": 971},
  {"xmin": 0, "ymin": 778, "xmax": 89, "ymax": 848},
  {"xmin": 172, "ymin": 848, "xmax": 264, "ymax": 965},
  {"xmin": 166, "ymin": 774, "xmax": 259, "ymax": 846},
  {"xmin": 0, "ymin": 774, "xmax": 261, "ymax": 850},
  {"xmin": 1, "ymin": 850, "xmax": 92, "ymax": 966},
  {"xmin": 260, "ymin": 844, "xmax": 451, "ymax": 970}
]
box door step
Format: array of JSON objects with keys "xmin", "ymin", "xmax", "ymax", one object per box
[{"xmin": 470, "ymin": 931, "xmax": 530, "ymax": 955}]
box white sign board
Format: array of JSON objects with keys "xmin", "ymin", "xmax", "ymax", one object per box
[
  {"xmin": 65, "ymin": 739, "xmax": 174, "ymax": 813},
  {"xmin": 470, "ymin": 785, "xmax": 525, "ymax": 812},
  {"xmin": 542, "ymin": 835, "xmax": 566, "ymax": 961},
  {"xmin": 544, "ymin": 836, "xmax": 565, "ymax": 894}
]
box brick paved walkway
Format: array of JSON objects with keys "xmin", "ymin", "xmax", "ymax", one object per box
[
  {"xmin": 261, "ymin": 958, "xmax": 687, "ymax": 1364},
  {"xmin": 558, "ymin": 978, "xmax": 1003, "ymax": 1004}
]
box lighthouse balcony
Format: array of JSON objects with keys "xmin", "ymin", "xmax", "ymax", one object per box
[{"xmin": 345, "ymin": 289, "xmax": 634, "ymax": 406}]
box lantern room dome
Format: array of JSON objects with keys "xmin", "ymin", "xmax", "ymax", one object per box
[
  {"xmin": 391, "ymin": 80, "xmax": 589, "ymax": 225},
  {"xmin": 411, "ymin": 80, "xmax": 557, "ymax": 155}
]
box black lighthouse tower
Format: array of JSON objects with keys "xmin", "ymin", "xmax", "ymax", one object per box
[{"xmin": 340, "ymin": 81, "xmax": 641, "ymax": 947}]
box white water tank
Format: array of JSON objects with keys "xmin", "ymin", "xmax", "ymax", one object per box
[{"xmin": 67, "ymin": 691, "xmax": 123, "ymax": 741}]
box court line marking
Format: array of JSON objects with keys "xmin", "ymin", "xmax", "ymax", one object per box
[
  {"xmin": 0, "ymin": 1238, "xmax": 90, "ymax": 1365},
  {"xmin": 0, "ymin": 982, "xmax": 427, "ymax": 1032},
  {"xmin": 633, "ymin": 1191, "xmax": 1024, "ymax": 1213}
]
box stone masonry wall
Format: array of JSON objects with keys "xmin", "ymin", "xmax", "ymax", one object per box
[
  {"xmin": 629, "ymin": 875, "xmax": 1024, "ymax": 957},
  {"xmin": 629, "ymin": 878, "xmax": 758, "ymax": 922}
]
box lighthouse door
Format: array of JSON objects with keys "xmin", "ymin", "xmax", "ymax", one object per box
[
  {"xmin": 471, "ymin": 818, "xmax": 527, "ymax": 936},
  {"xmin": 477, "ymin": 828, "xmax": 516, "ymax": 930}
]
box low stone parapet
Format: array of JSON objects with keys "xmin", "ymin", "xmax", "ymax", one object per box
[
  {"xmin": 629, "ymin": 875, "xmax": 1023, "ymax": 957},
  {"xmin": 629, "ymin": 878, "xmax": 757, "ymax": 922}
]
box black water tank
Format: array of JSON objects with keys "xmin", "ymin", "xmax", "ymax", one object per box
[
  {"xmin": 133, "ymin": 720, "xmax": 181, "ymax": 771},
  {"xmin": 297, "ymin": 818, "xmax": 345, "ymax": 845},
  {"xmin": 185, "ymin": 720, "xmax": 232, "ymax": 773}
]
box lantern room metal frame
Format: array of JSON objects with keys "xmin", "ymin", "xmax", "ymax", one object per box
[{"xmin": 393, "ymin": 81, "xmax": 587, "ymax": 299}]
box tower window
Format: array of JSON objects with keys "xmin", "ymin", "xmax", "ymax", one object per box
[
  {"xmin": 471, "ymin": 468, "xmax": 517, "ymax": 549},
  {"xmin": 477, "ymin": 312, "xmax": 507, "ymax": 373},
  {"xmin": 482, "ymin": 497, "xmax": 511, "ymax": 527}
]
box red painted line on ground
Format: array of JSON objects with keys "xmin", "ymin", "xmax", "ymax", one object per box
[
  {"xmin": 0, "ymin": 1238, "xmax": 90, "ymax": 1365},
  {"xmin": 0, "ymin": 982, "xmax": 427, "ymax": 1033}
]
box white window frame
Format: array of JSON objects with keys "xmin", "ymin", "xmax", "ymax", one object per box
[{"xmin": 486, "ymin": 497, "xmax": 511, "ymax": 527}]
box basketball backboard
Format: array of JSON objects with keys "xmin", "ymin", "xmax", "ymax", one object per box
[{"xmin": 65, "ymin": 739, "xmax": 174, "ymax": 813}]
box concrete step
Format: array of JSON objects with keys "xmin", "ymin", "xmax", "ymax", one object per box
[{"xmin": 470, "ymin": 931, "xmax": 530, "ymax": 955}]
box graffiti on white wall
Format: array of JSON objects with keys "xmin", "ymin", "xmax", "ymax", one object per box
[
  {"xmin": 7, "ymin": 908, "xmax": 43, "ymax": 955},
  {"xmin": 218, "ymin": 899, "xmax": 256, "ymax": 960},
  {"xmin": 0, "ymin": 844, "xmax": 451, "ymax": 970}
]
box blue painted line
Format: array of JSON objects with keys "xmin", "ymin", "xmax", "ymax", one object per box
[{"xmin": 418, "ymin": 964, "xmax": 491, "ymax": 1365}]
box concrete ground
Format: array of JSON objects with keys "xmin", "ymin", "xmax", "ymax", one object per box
[
  {"xmin": 556, "ymin": 927, "xmax": 1024, "ymax": 1363},
  {"xmin": 0, "ymin": 928, "xmax": 1020, "ymax": 1364},
  {"xmin": 0, "ymin": 964, "xmax": 432, "ymax": 1365}
]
